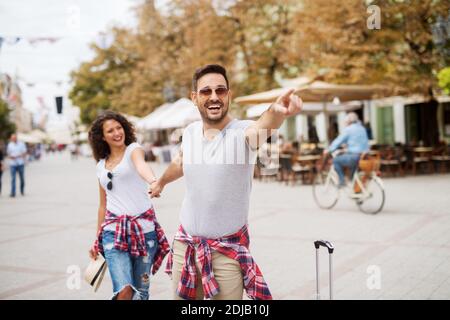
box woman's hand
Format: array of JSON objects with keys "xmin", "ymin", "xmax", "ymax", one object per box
[
  {"xmin": 149, "ymin": 179, "xmax": 164, "ymax": 198},
  {"xmin": 89, "ymin": 246, "xmax": 99, "ymax": 260}
]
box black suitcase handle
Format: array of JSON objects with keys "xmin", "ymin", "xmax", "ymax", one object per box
[{"xmin": 314, "ymin": 240, "xmax": 334, "ymax": 254}]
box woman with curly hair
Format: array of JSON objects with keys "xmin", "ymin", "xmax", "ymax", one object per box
[{"xmin": 88, "ymin": 110, "xmax": 169, "ymax": 300}]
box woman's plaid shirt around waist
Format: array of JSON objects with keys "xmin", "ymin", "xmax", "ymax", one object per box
[
  {"xmin": 94, "ymin": 208, "xmax": 170, "ymax": 275},
  {"xmin": 165, "ymin": 224, "xmax": 272, "ymax": 300}
]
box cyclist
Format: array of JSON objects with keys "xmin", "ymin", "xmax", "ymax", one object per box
[{"xmin": 323, "ymin": 112, "xmax": 369, "ymax": 188}]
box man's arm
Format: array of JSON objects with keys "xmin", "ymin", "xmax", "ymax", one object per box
[
  {"xmin": 327, "ymin": 130, "xmax": 349, "ymax": 153},
  {"xmin": 245, "ymin": 89, "xmax": 302, "ymax": 150},
  {"xmin": 150, "ymin": 148, "xmax": 183, "ymax": 198},
  {"xmin": 6, "ymin": 144, "xmax": 16, "ymax": 160}
]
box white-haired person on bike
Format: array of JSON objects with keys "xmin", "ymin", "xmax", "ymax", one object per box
[{"xmin": 323, "ymin": 112, "xmax": 369, "ymax": 188}]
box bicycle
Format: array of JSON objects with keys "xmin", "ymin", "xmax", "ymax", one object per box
[{"xmin": 312, "ymin": 151, "xmax": 386, "ymax": 214}]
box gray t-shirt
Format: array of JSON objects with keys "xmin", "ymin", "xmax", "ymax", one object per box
[{"xmin": 180, "ymin": 119, "xmax": 257, "ymax": 238}]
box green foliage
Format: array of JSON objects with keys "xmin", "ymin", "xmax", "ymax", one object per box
[
  {"xmin": 0, "ymin": 99, "xmax": 16, "ymax": 142},
  {"xmin": 69, "ymin": 0, "xmax": 450, "ymax": 125},
  {"xmin": 438, "ymin": 67, "xmax": 450, "ymax": 95}
]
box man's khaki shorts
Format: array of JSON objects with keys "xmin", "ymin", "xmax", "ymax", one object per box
[{"xmin": 171, "ymin": 240, "xmax": 244, "ymax": 300}]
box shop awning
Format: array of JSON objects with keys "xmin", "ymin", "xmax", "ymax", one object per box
[
  {"xmin": 246, "ymin": 101, "xmax": 363, "ymax": 118},
  {"xmin": 159, "ymin": 98, "xmax": 200, "ymax": 129},
  {"xmin": 136, "ymin": 103, "xmax": 173, "ymax": 130}
]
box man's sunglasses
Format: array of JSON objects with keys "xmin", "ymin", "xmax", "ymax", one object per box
[
  {"xmin": 198, "ymin": 87, "xmax": 229, "ymax": 98},
  {"xmin": 107, "ymin": 172, "xmax": 113, "ymax": 190}
]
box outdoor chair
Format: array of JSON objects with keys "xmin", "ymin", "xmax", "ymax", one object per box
[
  {"xmin": 410, "ymin": 147, "xmax": 434, "ymax": 175},
  {"xmin": 292, "ymin": 161, "xmax": 314, "ymax": 185},
  {"xmin": 431, "ymin": 144, "xmax": 450, "ymax": 173},
  {"xmin": 258, "ymin": 156, "xmax": 280, "ymax": 182},
  {"xmin": 380, "ymin": 146, "xmax": 406, "ymax": 177},
  {"xmin": 279, "ymin": 154, "xmax": 294, "ymax": 185}
]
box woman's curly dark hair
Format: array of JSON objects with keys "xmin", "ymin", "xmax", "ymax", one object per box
[{"xmin": 88, "ymin": 110, "xmax": 136, "ymax": 162}]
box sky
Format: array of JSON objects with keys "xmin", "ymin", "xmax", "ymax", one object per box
[{"xmin": 0, "ymin": 0, "xmax": 167, "ymax": 129}]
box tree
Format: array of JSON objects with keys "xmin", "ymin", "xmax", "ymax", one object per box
[
  {"xmin": 380, "ymin": 0, "xmax": 449, "ymax": 94},
  {"xmin": 226, "ymin": 0, "xmax": 299, "ymax": 95},
  {"xmin": 69, "ymin": 0, "xmax": 450, "ymax": 126},
  {"xmin": 69, "ymin": 0, "xmax": 238, "ymax": 124},
  {"xmin": 438, "ymin": 67, "xmax": 450, "ymax": 95},
  {"xmin": 121, "ymin": 0, "xmax": 237, "ymax": 107},
  {"xmin": 0, "ymin": 99, "xmax": 16, "ymax": 142},
  {"xmin": 287, "ymin": 0, "xmax": 450, "ymax": 95},
  {"xmin": 69, "ymin": 27, "xmax": 139, "ymax": 124}
]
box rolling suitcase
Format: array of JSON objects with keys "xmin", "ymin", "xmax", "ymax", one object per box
[{"xmin": 314, "ymin": 240, "xmax": 335, "ymax": 300}]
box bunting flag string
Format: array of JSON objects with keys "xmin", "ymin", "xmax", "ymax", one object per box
[{"xmin": 0, "ymin": 36, "xmax": 62, "ymax": 48}]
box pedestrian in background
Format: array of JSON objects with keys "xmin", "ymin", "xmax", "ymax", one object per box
[
  {"xmin": 6, "ymin": 133, "xmax": 27, "ymax": 197},
  {"xmin": 88, "ymin": 111, "xmax": 169, "ymax": 300}
]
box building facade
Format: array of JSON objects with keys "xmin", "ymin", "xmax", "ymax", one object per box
[{"xmin": 0, "ymin": 73, "xmax": 32, "ymax": 133}]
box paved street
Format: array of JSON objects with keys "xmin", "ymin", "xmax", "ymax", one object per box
[{"xmin": 0, "ymin": 151, "xmax": 449, "ymax": 300}]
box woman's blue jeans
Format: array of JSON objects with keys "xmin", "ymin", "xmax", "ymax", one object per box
[{"xmin": 102, "ymin": 230, "xmax": 158, "ymax": 300}]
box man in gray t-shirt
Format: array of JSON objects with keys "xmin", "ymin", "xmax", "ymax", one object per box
[
  {"xmin": 179, "ymin": 118, "xmax": 256, "ymax": 239},
  {"xmin": 151, "ymin": 64, "xmax": 302, "ymax": 300}
]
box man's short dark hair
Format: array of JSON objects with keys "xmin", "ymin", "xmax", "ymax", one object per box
[{"xmin": 192, "ymin": 64, "xmax": 229, "ymax": 91}]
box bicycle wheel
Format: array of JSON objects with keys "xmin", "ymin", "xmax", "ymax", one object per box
[
  {"xmin": 356, "ymin": 176, "xmax": 385, "ymax": 214},
  {"xmin": 313, "ymin": 170, "xmax": 339, "ymax": 209}
]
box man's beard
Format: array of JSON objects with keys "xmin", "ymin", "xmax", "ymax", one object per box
[{"xmin": 199, "ymin": 99, "xmax": 228, "ymax": 124}]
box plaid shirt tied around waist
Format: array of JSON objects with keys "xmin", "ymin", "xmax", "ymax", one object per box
[
  {"xmin": 165, "ymin": 224, "xmax": 272, "ymax": 300},
  {"xmin": 94, "ymin": 207, "xmax": 170, "ymax": 275}
]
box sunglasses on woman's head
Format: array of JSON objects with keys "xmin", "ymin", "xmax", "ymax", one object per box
[
  {"xmin": 198, "ymin": 86, "xmax": 229, "ymax": 98},
  {"xmin": 107, "ymin": 172, "xmax": 113, "ymax": 190}
]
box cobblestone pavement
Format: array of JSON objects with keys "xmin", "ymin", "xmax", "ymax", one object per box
[{"xmin": 0, "ymin": 151, "xmax": 449, "ymax": 299}]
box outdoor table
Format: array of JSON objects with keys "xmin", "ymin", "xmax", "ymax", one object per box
[
  {"xmin": 296, "ymin": 155, "xmax": 321, "ymax": 162},
  {"xmin": 413, "ymin": 147, "xmax": 434, "ymax": 153},
  {"xmin": 293, "ymin": 155, "xmax": 321, "ymax": 184}
]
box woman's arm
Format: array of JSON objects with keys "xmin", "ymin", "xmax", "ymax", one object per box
[
  {"xmin": 90, "ymin": 182, "xmax": 106, "ymax": 259},
  {"xmin": 97, "ymin": 182, "xmax": 106, "ymax": 233},
  {"xmin": 130, "ymin": 148, "xmax": 157, "ymax": 184},
  {"xmin": 150, "ymin": 148, "xmax": 183, "ymax": 198}
]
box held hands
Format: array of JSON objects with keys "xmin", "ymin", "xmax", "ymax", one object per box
[
  {"xmin": 149, "ymin": 179, "xmax": 164, "ymax": 198},
  {"xmin": 271, "ymin": 89, "xmax": 303, "ymax": 117}
]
